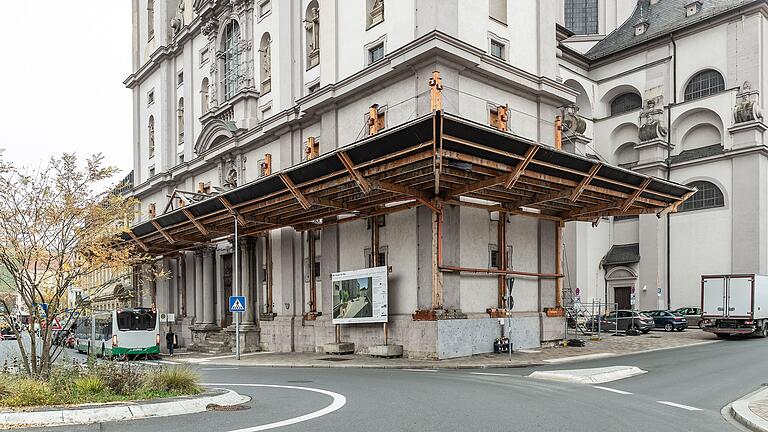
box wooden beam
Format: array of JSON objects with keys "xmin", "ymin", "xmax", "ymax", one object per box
[
  {"xmin": 445, "ymin": 174, "xmax": 507, "ymax": 198},
  {"xmin": 504, "ymin": 145, "xmax": 538, "ymax": 189},
  {"xmin": 218, "ymin": 196, "xmax": 248, "ymax": 226},
  {"xmin": 657, "ymin": 189, "xmax": 697, "ymax": 217},
  {"xmin": 338, "ymin": 151, "xmax": 372, "ymax": 194},
  {"xmin": 621, "ymin": 178, "xmax": 652, "ymax": 212},
  {"xmin": 128, "ymin": 231, "xmax": 149, "ymax": 252},
  {"xmin": 150, "ymin": 220, "xmax": 176, "ymax": 245},
  {"xmin": 570, "ymin": 163, "xmax": 602, "ymax": 202},
  {"xmin": 511, "ymin": 188, "xmax": 575, "ymax": 209},
  {"xmin": 182, "ymin": 208, "xmax": 209, "ymax": 237},
  {"xmin": 561, "ymin": 199, "xmax": 623, "ymax": 220},
  {"xmin": 279, "ymin": 173, "xmax": 312, "ymax": 210}
]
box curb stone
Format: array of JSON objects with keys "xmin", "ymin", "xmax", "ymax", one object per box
[
  {"xmin": 732, "ymin": 388, "xmax": 768, "ymax": 432},
  {"xmin": 0, "ymin": 388, "xmax": 249, "ymax": 428}
]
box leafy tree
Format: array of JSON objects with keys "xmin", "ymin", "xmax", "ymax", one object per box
[{"xmin": 0, "ymin": 154, "xmax": 148, "ymax": 377}]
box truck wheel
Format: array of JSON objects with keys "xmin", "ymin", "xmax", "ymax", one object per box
[
  {"xmin": 664, "ymin": 323, "xmax": 674, "ymax": 332},
  {"xmin": 758, "ymin": 323, "xmax": 768, "ymax": 338}
]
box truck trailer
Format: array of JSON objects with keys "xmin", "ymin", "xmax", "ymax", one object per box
[{"xmin": 701, "ymin": 274, "xmax": 768, "ymax": 338}]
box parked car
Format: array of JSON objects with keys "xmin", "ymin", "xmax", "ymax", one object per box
[
  {"xmin": 0, "ymin": 327, "xmax": 18, "ymax": 340},
  {"xmin": 643, "ymin": 310, "xmax": 688, "ymax": 332},
  {"xmin": 587, "ymin": 310, "xmax": 654, "ymax": 333},
  {"xmin": 671, "ymin": 307, "xmax": 702, "ymax": 328}
]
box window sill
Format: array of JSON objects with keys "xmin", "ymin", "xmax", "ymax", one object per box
[{"xmin": 489, "ymin": 16, "xmax": 508, "ymax": 27}]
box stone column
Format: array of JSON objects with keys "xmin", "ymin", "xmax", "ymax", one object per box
[
  {"xmin": 184, "ymin": 251, "xmax": 195, "ymax": 318},
  {"xmin": 202, "ymin": 247, "xmax": 216, "ymax": 327},
  {"xmin": 241, "ymin": 238, "xmax": 256, "ymax": 326},
  {"xmin": 194, "ymin": 250, "xmax": 204, "ymax": 324}
]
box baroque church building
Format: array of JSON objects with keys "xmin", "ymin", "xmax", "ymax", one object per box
[{"xmin": 123, "ymin": 0, "xmax": 766, "ymax": 357}]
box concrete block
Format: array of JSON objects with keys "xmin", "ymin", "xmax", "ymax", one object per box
[
  {"xmin": 369, "ymin": 344, "xmax": 404, "ymax": 358},
  {"xmin": 323, "ymin": 342, "xmax": 355, "ymax": 354}
]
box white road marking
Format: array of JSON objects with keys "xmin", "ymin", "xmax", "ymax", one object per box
[
  {"xmin": 656, "ymin": 401, "xmax": 703, "ymax": 411},
  {"xmin": 593, "ymin": 386, "xmax": 632, "ymax": 395},
  {"xmin": 402, "ymin": 368, "xmax": 438, "ymax": 372},
  {"xmin": 201, "ymin": 367, "xmax": 240, "ymax": 371},
  {"xmin": 469, "ymin": 372, "xmax": 512, "ymax": 377},
  {"xmin": 203, "ymin": 383, "xmax": 346, "ymax": 432},
  {"xmin": 183, "ymin": 352, "xmax": 271, "ymax": 364},
  {"xmin": 155, "ymin": 360, "xmax": 179, "ymax": 365},
  {"xmin": 543, "ymin": 353, "xmax": 617, "ymax": 364}
]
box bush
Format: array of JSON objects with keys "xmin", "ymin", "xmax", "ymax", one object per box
[
  {"xmin": 94, "ymin": 362, "xmax": 145, "ymax": 396},
  {"xmin": 143, "ymin": 366, "xmax": 201, "ymax": 394},
  {"xmin": 0, "ymin": 378, "xmax": 54, "ymax": 407},
  {"xmin": 0, "ymin": 377, "xmax": 9, "ymax": 399},
  {"xmin": 74, "ymin": 376, "xmax": 106, "ymax": 395}
]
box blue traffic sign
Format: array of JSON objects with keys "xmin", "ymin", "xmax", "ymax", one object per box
[{"xmin": 229, "ymin": 296, "xmax": 246, "ymax": 313}]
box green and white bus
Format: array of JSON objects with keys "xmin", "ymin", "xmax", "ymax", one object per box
[{"xmin": 74, "ymin": 308, "xmax": 160, "ymax": 358}]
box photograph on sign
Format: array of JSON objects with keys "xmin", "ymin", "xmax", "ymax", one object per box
[{"xmin": 332, "ymin": 266, "xmax": 388, "ymax": 324}]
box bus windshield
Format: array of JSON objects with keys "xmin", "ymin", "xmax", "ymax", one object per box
[{"xmin": 117, "ymin": 310, "xmax": 156, "ymax": 331}]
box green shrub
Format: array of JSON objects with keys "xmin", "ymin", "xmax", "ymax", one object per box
[
  {"xmin": 144, "ymin": 366, "xmax": 201, "ymax": 394},
  {"xmin": 74, "ymin": 376, "xmax": 106, "ymax": 395},
  {"xmin": 48, "ymin": 366, "xmax": 79, "ymax": 397},
  {"xmin": 0, "ymin": 377, "xmax": 10, "ymax": 398},
  {"xmin": 1, "ymin": 378, "xmax": 54, "ymax": 407}
]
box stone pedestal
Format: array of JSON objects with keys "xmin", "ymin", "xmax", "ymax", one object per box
[
  {"xmin": 369, "ymin": 344, "xmax": 403, "ymax": 358},
  {"xmin": 323, "ymin": 342, "xmax": 355, "ymax": 354},
  {"xmin": 225, "ymin": 326, "xmax": 261, "ymax": 353}
]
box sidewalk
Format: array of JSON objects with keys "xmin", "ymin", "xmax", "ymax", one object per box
[
  {"xmin": 732, "ymin": 388, "xmax": 768, "ymax": 432},
  {"xmin": 171, "ymin": 329, "xmax": 717, "ymax": 369}
]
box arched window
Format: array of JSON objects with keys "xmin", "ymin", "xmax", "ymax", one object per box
[
  {"xmin": 147, "ymin": 0, "xmax": 155, "ymax": 40},
  {"xmin": 201, "ymin": 77, "xmax": 209, "ymax": 112},
  {"xmin": 564, "ymin": 0, "xmax": 598, "ymax": 35},
  {"xmin": 684, "ymin": 70, "xmax": 725, "ymax": 101},
  {"xmin": 177, "ymin": 98, "xmax": 184, "ymax": 144},
  {"xmin": 148, "ymin": 115, "xmax": 155, "ymax": 159},
  {"xmin": 678, "ymin": 181, "xmax": 724, "ymax": 212},
  {"xmin": 610, "ymin": 93, "xmax": 642, "ymax": 115},
  {"xmin": 222, "ymin": 20, "xmax": 241, "ymax": 101},
  {"xmin": 260, "ymin": 33, "xmax": 272, "ymax": 94},
  {"xmin": 305, "ymin": 1, "xmax": 320, "ymax": 69}
]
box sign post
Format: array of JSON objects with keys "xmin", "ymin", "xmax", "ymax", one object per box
[{"xmin": 234, "ymin": 216, "xmax": 240, "ymax": 361}]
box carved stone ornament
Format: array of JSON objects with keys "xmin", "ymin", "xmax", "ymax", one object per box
[
  {"xmin": 201, "ymin": 18, "xmax": 219, "ymax": 41},
  {"xmin": 170, "ymin": 0, "xmax": 185, "ymax": 36},
  {"xmin": 733, "ymin": 81, "xmax": 763, "ymax": 124},
  {"xmin": 561, "ymin": 104, "xmax": 587, "ymax": 135},
  {"xmin": 230, "ymin": 0, "xmax": 254, "ymax": 15},
  {"xmin": 638, "ymin": 96, "xmax": 668, "ymax": 142}
]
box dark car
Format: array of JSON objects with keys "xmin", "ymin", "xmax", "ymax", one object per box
[
  {"xmin": 643, "ymin": 310, "xmax": 687, "ymax": 332},
  {"xmin": 671, "ymin": 307, "xmax": 702, "ymax": 328},
  {"xmin": 0, "ymin": 327, "xmax": 17, "ymax": 340},
  {"xmin": 587, "ymin": 310, "xmax": 654, "ymax": 333}
]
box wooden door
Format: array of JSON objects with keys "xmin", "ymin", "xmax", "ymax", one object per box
[{"xmin": 614, "ymin": 286, "xmax": 631, "ymax": 310}]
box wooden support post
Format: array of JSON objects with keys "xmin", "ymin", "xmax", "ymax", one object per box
[
  {"xmin": 555, "ymin": 220, "xmax": 564, "ymax": 309},
  {"xmin": 371, "ymin": 215, "xmax": 387, "ymax": 344},
  {"xmin": 429, "ymin": 71, "xmax": 443, "ymax": 112},
  {"xmin": 498, "ymin": 211, "xmax": 507, "ymax": 309},
  {"xmin": 368, "ymin": 104, "xmax": 384, "ymax": 136},
  {"xmin": 554, "ymin": 115, "xmax": 563, "ymax": 150}
]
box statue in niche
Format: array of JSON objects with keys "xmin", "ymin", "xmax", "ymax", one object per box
[
  {"xmin": 224, "ymin": 167, "xmax": 238, "ymax": 189},
  {"xmin": 170, "ymin": 0, "xmax": 185, "ymax": 36}
]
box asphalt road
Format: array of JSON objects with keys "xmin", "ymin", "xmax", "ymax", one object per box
[{"xmin": 18, "ymin": 335, "xmax": 768, "ymax": 432}]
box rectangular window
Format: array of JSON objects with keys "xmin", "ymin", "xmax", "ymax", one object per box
[
  {"xmin": 368, "ymin": 43, "xmax": 385, "ymax": 64},
  {"xmin": 564, "ymin": 0, "xmax": 599, "ymax": 35},
  {"xmin": 258, "ymin": 0, "xmax": 271, "ymax": 18},
  {"xmin": 200, "ymin": 47, "xmax": 210, "ymax": 67},
  {"xmin": 147, "ymin": 90, "xmax": 155, "ymax": 106},
  {"xmin": 177, "ymin": 71, "xmax": 183, "ymax": 86},
  {"xmin": 490, "ymin": 40, "xmax": 505, "ymax": 60},
  {"xmin": 489, "ymin": 0, "xmax": 507, "ymax": 24}
]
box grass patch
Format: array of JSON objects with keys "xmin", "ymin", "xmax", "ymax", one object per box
[{"xmin": 0, "ymin": 361, "xmax": 201, "ymax": 408}]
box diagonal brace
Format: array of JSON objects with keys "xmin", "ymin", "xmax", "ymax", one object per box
[
  {"xmin": 338, "ymin": 151, "xmax": 372, "ymax": 194},
  {"xmin": 279, "ymin": 173, "xmax": 312, "ymax": 210}
]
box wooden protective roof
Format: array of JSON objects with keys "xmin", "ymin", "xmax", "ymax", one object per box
[{"xmin": 124, "ymin": 111, "xmax": 695, "ymax": 254}]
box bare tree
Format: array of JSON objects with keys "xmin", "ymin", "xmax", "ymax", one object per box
[{"xmin": 0, "ymin": 154, "xmax": 148, "ymax": 377}]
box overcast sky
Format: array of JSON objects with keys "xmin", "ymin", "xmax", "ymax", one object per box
[{"xmin": 0, "ymin": 2, "xmax": 133, "ymax": 182}]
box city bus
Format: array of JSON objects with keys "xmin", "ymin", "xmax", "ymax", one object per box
[{"xmin": 74, "ymin": 308, "xmax": 160, "ymax": 358}]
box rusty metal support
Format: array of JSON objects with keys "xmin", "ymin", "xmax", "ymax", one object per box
[
  {"xmin": 279, "ymin": 174, "xmax": 312, "ymax": 210},
  {"xmin": 308, "ymin": 229, "xmax": 317, "ymax": 315},
  {"xmin": 497, "ymin": 211, "xmax": 507, "ymax": 309},
  {"xmin": 504, "ymin": 145, "xmax": 538, "ymax": 189},
  {"xmin": 621, "ymin": 177, "xmax": 652, "ymax": 211},
  {"xmin": 429, "ymin": 71, "xmax": 443, "ymax": 112},
  {"xmin": 554, "ymin": 115, "xmax": 563, "ymax": 150},
  {"xmin": 338, "ymin": 151, "xmax": 372, "ymax": 194},
  {"xmin": 371, "ymin": 215, "xmax": 387, "ymax": 343},
  {"xmin": 432, "ymin": 202, "xmax": 444, "ymax": 310},
  {"xmin": 151, "ymin": 220, "xmax": 176, "ymax": 245},
  {"xmin": 368, "ymin": 104, "xmax": 384, "ymax": 136},
  {"xmin": 439, "ymin": 265, "xmax": 561, "ymax": 279},
  {"xmin": 570, "ymin": 163, "xmax": 602, "ymax": 202}
]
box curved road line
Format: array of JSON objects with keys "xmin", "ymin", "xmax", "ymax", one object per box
[{"xmin": 202, "ymin": 383, "xmax": 347, "ymax": 431}]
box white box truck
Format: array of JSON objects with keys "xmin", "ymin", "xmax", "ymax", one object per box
[{"xmin": 701, "ymin": 274, "xmax": 768, "ymax": 338}]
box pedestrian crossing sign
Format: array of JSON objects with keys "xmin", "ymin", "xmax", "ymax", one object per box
[{"xmin": 229, "ymin": 296, "xmax": 246, "ymax": 313}]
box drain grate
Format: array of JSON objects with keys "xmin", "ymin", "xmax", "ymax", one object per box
[
  {"xmin": 318, "ymin": 357, "xmax": 352, "ymax": 362},
  {"xmin": 207, "ymin": 403, "xmax": 251, "ymax": 412}
]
